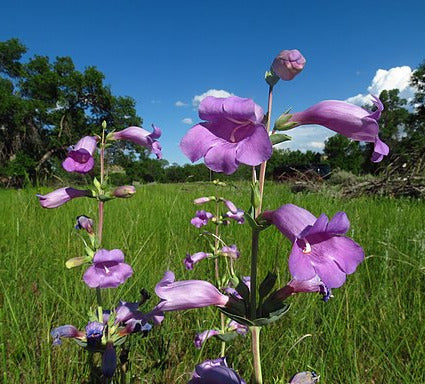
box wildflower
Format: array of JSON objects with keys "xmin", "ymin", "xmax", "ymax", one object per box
[
  {"xmin": 262, "ymin": 204, "xmax": 364, "ymax": 288},
  {"xmin": 188, "ymin": 357, "xmax": 246, "ymax": 384},
  {"xmin": 194, "ymin": 196, "xmax": 214, "ymax": 204},
  {"xmin": 37, "ymin": 187, "xmax": 92, "ymax": 208},
  {"xmin": 75, "ymin": 215, "xmax": 94, "ymax": 234},
  {"xmin": 220, "ymin": 245, "xmax": 240, "ymax": 259},
  {"xmin": 271, "ymin": 275, "xmax": 331, "ymax": 302},
  {"xmin": 102, "ymin": 342, "xmax": 117, "ymax": 378},
  {"xmin": 194, "ymin": 329, "xmax": 220, "ymax": 348},
  {"xmin": 289, "ymin": 371, "xmax": 320, "ymax": 383},
  {"xmin": 288, "ymin": 96, "xmax": 389, "ymax": 162},
  {"xmin": 271, "ymin": 49, "xmax": 306, "ymax": 81},
  {"xmin": 184, "ymin": 252, "xmax": 211, "ymax": 270},
  {"xmin": 224, "ymin": 209, "xmax": 245, "ymax": 224},
  {"xmin": 51, "ymin": 325, "xmax": 84, "ymax": 346},
  {"xmin": 112, "ymin": 185, "xmax": 136, "ymax": 198},
  {"xmin": 83, "ymin": 249, "xmax": 133, "ymax": 289},
  {"xmin": 109, "ymin": 125, "xmax": 162, "ymax": 159},
  {"xmin": 191, "ymin": 210, "xmax": 214, "ymax": 228},
  {"xmin": 154, "ymin": 271, "xmax": 229, "ymax": 311},
  {"xmin": 62, "ymin": 136, "xmax": 98, "ymax": 173},
  {"xmin": 180, "ymin": 96, "xmax": 272, "ymax": 174},
  {"xmin": 85, "ymin": 321, "xmax": 104, "ymax": 346}
]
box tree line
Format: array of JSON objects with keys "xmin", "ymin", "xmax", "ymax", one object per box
[{"xmin": 1, "ymin": 38, "xmax": 424, "ymax": 186}]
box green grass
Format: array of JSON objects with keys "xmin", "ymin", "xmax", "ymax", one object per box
[{"xmin": 1, "ymin": 183, "xmax": 425, "ymax": 383}]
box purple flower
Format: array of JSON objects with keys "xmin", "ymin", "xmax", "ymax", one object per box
[
  {"xmin": 194, "ymin": 196, "xmax": 214, "ymax": 204},
  {"xmin": 112, "ymin": 185, "xmax": 136, "ymax": 198},
  {"xmin": 62, "ymin": 136, "xmax": 98, "ymax": 173},
  {"xmin": 154, "ymin": 271, "xmax": 229, "ymax": 311},
  {"xmin": 272, "ymin": 275, "xmax": 331, "ymax": 302},
  {"xmin": 194, "ymin": 329, "xmax": 220, "ymax": 349},
  {"xmin": 289, "ymin": 371, "xmax": 320, "ymax": 383},
  {"xmin": 220, "ymin": 245, "xmax": 240, "ymax": 259},
  {"xmin": 224, "ymin": 209, "xmax": 245, "ymax": 224},
  {"xmin": 51, "ymin": 325, "xmax": 84, "ymax": 346},
  {"xmin": 110, "ymin": 125, "xmax": 162, "ymax": 159},
  {"xmin": 191, "ymin": 210, "xmax": 214, "ymax": 228},
  {"xmin": 102, "ymin": 342, "xmax": 117, "ymax": 378},
  {"xmin": 184, "ymin": 252, "xmax": 211, "ymax": 270},
  {"xmin": 289, "ymin": 96, "xmax": 389, "ymax": 162},
  {"xmin": 188, "ymin": 357, "xmax": 246, "ymax": 384},
  {"xmin": 227, "ymin": 320, "xmax": 248, "ymax": 335},
  {"xmin": 272, "ymin": 49, "xmax": 306, "ymax": 81},
  {"xmin": 263, "ymin": 204, "xmax": 364, "ymax": 288},
  {"xmin": 180, "ymin": 96, "xmax": 272, "ymax": 174},
  {"xmin": 83, "ymin": 249, "xmax": 133, "ymax": 289},
  {"xmin": 223, "ymin": 199, "xmax": 238, "ymax": 214},
  {"xmin": 75, "ymin": 215, "xmax": 94, "ymax": 234},
  {"xmin": 85, "ymin": 321, "xmax": 104, "ymax": 346},
  {"xmin": 37, "ymin": 187, "xmax": 92, "ymax": 208}
]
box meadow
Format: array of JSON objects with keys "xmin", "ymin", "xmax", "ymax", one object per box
[{"xmin": 1, "ymin": 182, "xmax": 425, "ymax": 383}]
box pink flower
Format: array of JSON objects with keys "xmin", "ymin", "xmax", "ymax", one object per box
[
  {"xmin": 62, "ymin": 136, "xmax": 98, "ymax": 173},
  {"xmin": 83, "ymin": 249, "xmax": 133, "ymax": 289},
  {"xmin": 154, "ymin": 271, "xmax": 229, "ymax": 311},
  {"xmin": 37, "ymin": 187, "xmax": 92, "ymax": 208},
  {"xmin": 271, "ymin": 49, "xmax": 306, "ymax": 81},
  {"xmin": 110, "ymin": 125, "xmax": 162, "ymax": 159}
]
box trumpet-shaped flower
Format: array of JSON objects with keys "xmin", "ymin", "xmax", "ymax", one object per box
[
  {"xmin": 263, "ymin": 204, "xmax": 364, "ymax": 288},
  {"xmin": 191, "ymin": 210, "xmax": 214, "ymax": 228},
  {"xmin": 188, "ymin": 357, "xmax": 246, "ymax": 384},
  {"xmin": 51, "ymin": 325, "xmax": 85, "ymax": 346},
  {"xmin": 83, "ymin": 249, "xmax": 133, "ymax": 289},
  {"xmin": 289, "ymin": 371, "xmax": 320, "ymax": 383},
  {"xmin": 288, "ymin": 96, "xmax": 389, "ymax": 162},
  {"xmin": 154, "ymin": 271, "xmax": 229, "ymax": 311},
  {"xmin": 184, "ymin": 252, "xmax": 211, "ymax": 270},
  {"xmin": 271, "ymin": 49, "xmax": 306, "ymax": 81},
  {"xmin": 180, "ymin": 96, "xmax": 272, "ymax": 174},
  {"xmin": 271, "ymin": 275, "xmax": 331, "ymax": 302},
  {"xmin": 194, "ymin": 329, "xmax": 220, "ymax": 348},
  {"xmin": 109, "ymin": 125, "xmax": 162, "ymax": 159},
  {"xmin": 62, "ymin": 136, "xmax": 98, "ymax": 173},
  {"xmin": 37, "ymin": 187, "xmax": 92, "ymax": 208},
  {"xmin": 75, "ymin": 215, "xmax": 94, "ymax": 234}
]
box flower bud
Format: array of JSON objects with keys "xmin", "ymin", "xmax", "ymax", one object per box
[
  {"xmin": 75, "ymin": 215, "xmax": 94, "ymax": 234},
  {"xmin": 112, "ymin": 185, "xmax": 136, "ymax": 198},
  {"xmin": 271, "ymin": 49, "xmax": 306, "ymax": 81},
  {"xmin": 102, "ymin": 342, "xmax": 117, "ymax": 378}
]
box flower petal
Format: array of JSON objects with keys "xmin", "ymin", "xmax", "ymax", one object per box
[
  {"xmin": 180, "ymin": 123, "xmax": 220, "ymax": 162},
  {"xmin": 288, "ymin": 242, "xmax": 317, "ymax": 281},
  {"xmin": 235, "ymin": 124, "xmax": 272, "ymax": 166},
  {"xmin": 204, "ymin": 142, "xmax": 238, "ymax": 174}
]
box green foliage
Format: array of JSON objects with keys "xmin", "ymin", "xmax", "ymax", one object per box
[
  {"xmin": 0, "ymin": 38, "xmax": 143, "ymax": 186},
  {"xmin": 2, "ymin": 184, "xmax": 425, "ymax": 382},
  {"xmin": 324, "ymin": 135, "xmax": 364, "ymax": 174}
]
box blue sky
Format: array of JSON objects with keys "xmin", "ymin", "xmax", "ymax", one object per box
[{"xmin": 1, "ymin": 0, "xmax": 424, "ymax": 164}]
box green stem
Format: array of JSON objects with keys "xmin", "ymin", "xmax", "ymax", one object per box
[
  {"xmin": 251, "ymin": 326, "xmax": 263, "ymax": 384},
  {"xmin": 250, "ymin": 229, "xmax": 260, "ymax": 320},
  {"xmin": 257, "ymin": 84, "xmax": 274, "ymax": 217}
]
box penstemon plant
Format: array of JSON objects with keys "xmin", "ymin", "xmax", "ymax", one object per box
[
  {"xmin": 39, "ymin": 48, "xmax": 388, "ymax": 384},
  {"xmin": 153, "ymin": 49, "xmax": 388, "ymax": 383},
  {"xmin": 38, "ymin": 123, "xmax": 163, "ymax": 382}
]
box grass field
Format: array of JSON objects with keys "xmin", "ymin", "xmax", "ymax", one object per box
[{"xmin": 1, "ymin": 182, "xmax": 425, "ymax": 383}]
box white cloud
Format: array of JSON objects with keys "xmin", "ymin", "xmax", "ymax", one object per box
[
  {"xmin": 346, "ymin": 66, "xmax": 416, "ymax": 106},
  {"xmin": 175, "ymin": 100, "xmax": 187, "ymax": 107},
  {"xmin": 182, "ymin": 117, "xmax": 193, "ymax": 125},
  {"xmin": 276, "ymin": 125, "xmax": 333, "ymax": 152},
  {"xmin": 192, "ymin": 89, "xmax": 234, "ymax": 106},
  {"xmin": 309, "ymin": 141, "xmax": 326, "ymax": 150}
]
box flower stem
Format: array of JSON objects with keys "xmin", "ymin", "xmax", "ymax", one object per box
[
  {"xmin": 250, "ymin": 228, "xmax": 260, "ymax": 320},
  {"xmin": 251, "ymin": 326, "xmax": 263, "ymax": 384},
  {"xmin": 257, "ymin": 84, "xmax": 274, "ymax": 216}
]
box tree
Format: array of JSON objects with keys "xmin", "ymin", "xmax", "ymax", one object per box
[
  {"xmin": 0, "ymin": 38, "xmax": 144, "ymax": 186},
  {"xmin": 324, "ymin": 135, "xmax": 364, "ymax": 174}
]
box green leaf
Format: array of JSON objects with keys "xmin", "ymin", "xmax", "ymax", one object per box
[
  {"xmin": 219, "ymin": 307, "xmax": 254, "ymax": 327},
  {"xmin": 216, "ymin": 332, "xmax": 239, "ymax": 342},
  {"xmin": 259, "ymin": 272, "xmax": 277, "ymax": 300},
  {"xmin": 93, "ymin": 177, "xmax": 101, "ymax": 191},
  {"xmin": 270, "ymin": 133, "xmax": 292, "ymax": 145},
  {"xmin": 253, "ymin": 304, "xmax": 291, "ymax": 326}
]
